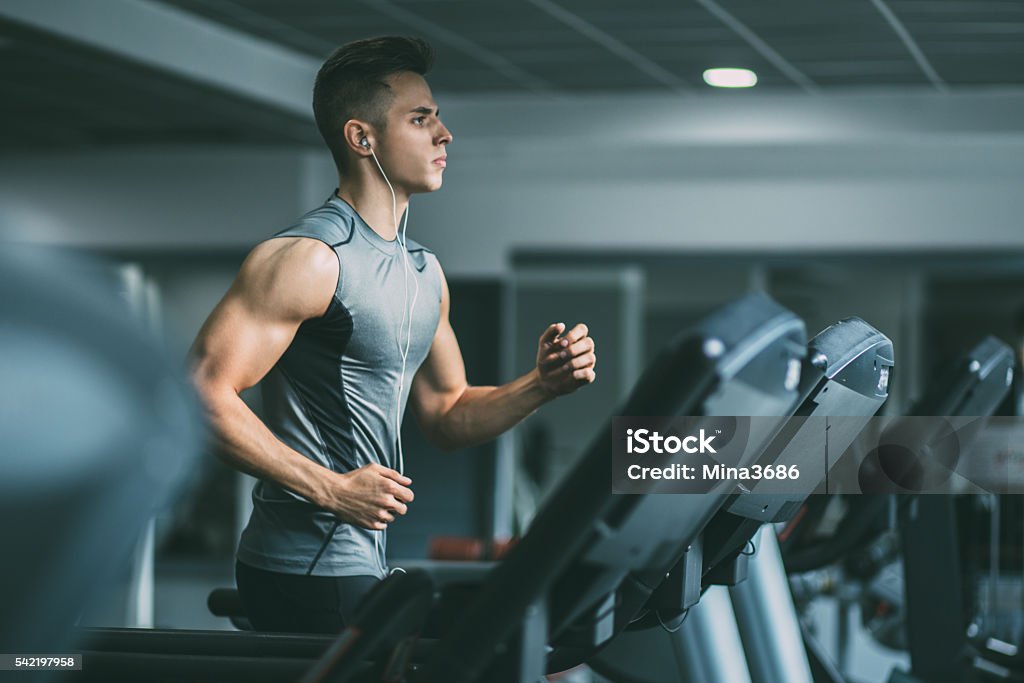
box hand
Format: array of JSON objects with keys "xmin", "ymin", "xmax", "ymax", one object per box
[
  {"xmin": 323, "ymin": 463, "xmax": 414, "ymax": 531},
  {"xmin": 536, "ymin": 322, "xmax": 597, "ymax": 398}
]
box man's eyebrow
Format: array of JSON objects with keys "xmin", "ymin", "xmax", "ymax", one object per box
[{"xmin": 409, "ymin": 105, "xmax": 438, "ymax": 116}]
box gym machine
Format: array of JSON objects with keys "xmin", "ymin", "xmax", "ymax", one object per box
[{"xmin": 75, "ymin": 292, "xmax": 807, "ymax": 682}]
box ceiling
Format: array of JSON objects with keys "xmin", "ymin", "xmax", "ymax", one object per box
[
  {"xmin": 0, "ymin": 19, "xmax": 318, "ymax": 148},
  {"xmin": 156, "ymin": 0, "xmax": 1024, "ymax": 92},
  {"xmin": 1, "ymin": 0, "xmax": 1022, "ymax": 149}
]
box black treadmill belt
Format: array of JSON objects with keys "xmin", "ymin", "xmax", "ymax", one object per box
[
  {"xmin": 76, "ymin": 651, "xmax": 319, "ymax": 683},
  {"xmin": 77, "ymin": 627, "xmax": 333, "ymax": 658}
]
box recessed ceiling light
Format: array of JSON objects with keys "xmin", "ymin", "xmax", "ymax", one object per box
[{"xmin": 703, "ymin": 68, "xmax": 758, "ymax": 88}]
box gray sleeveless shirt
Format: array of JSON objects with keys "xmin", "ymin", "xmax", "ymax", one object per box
[{"xmin": 237, "ymin": 193, "xmax": 442, "ymax": 577}]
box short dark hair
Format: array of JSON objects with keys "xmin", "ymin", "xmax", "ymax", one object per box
[{"xmin": 313, "ymin": 36, "xmax": 434, "ymax": 173}]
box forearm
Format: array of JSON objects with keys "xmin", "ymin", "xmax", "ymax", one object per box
[
  {"xmin": 199, "ymin": 386, "xmax": 336, "ymax": 507},
  {"xmin": 434, "ymin": 368, "xmax": 553, "ymax": 450}
]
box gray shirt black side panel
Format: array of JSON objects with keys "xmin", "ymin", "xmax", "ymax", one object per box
[{"xmin": 237, "ymin": 196, "xmax": 442, "ymax": 576}]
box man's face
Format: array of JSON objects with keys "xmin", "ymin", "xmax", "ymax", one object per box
[{"xmin": 375, "ymin": 71, "xmax": 452, "ymax": 194}]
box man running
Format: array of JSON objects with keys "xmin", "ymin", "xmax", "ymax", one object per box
[{"xmin": 189, "ymin": 36, "xmax": 597, "ymax": 633}]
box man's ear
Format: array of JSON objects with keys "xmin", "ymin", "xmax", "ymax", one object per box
[{"xmin": 343, "ymin": 120, "xmax": 374, "ymax": 156}]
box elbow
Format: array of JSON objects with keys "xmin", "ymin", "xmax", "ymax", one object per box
[
  {"xmin": 189, "ymin": 358, "xmax": 235, "ymax": 408},
  {"xmin": 425, "ymin": 425, "xmax": 460, "ymax": 452},
  {"xmin": 188, "ymin": 361, "xmax": 215, "ymax": 403},
  {"xmin": 421, "ymin": 412, "xmax": 463, "ymax": 452},
  {"xmin": 190, "ymin": 376, "xmax": 221, "ymax": 414},
  {"xmin": 189, "ymin": 381, "xmax": 237, "ymax": 462},
  {"xmin": 418, "ymin": 391, "xmax": 469, "ymax": 452},
  {"xmin": 189, "ymin": 374, "xmax": 234, "ymax": 425}
]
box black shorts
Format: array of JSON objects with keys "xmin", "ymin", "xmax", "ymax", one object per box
[{"xmin": 235, "ymin": 560, "xmax": 380, "ymax": 634}]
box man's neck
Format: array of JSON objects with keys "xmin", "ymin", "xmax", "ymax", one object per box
[{"xmin": 335, "ymin": 173, "xmax": 409, "ymax": 242}]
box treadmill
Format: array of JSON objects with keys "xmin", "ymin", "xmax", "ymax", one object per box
[
  {"xmin": 75, "ymin": 292, "xmax": 807, "ymax": 683},
  {"xmin": 589, "ymin": 316, "xmax": 895, "ymax": 683},
  {"xmin": 779, "ymin": 336, "xmax": 1015, "ymax": 683},
  {"xmin": 782, "ymin": 335, "xmax": 1015, "ymax": 574},
  {"xmin": 894, "ymin": 337, "xmax": 1014, "ymax": 683}
]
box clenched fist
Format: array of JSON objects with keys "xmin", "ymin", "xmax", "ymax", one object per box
[
  {"xmin": 536, "ymin": 322, "xmax": 597, "ymax": 397},
  {"xmin": 322, "ymin": 463, "xmax": 414, "ymax": 531}
]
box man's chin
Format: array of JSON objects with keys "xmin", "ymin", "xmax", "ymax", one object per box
[{"xmin": 416, "ymin": 179, "xmax": 444, "ymax": 193}]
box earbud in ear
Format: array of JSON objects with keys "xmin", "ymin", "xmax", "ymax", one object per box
[{"xmin": 360, "ymin": 137, "xmax": 371, "ymax": 149}]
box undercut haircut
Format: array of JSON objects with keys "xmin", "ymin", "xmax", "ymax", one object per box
[{"xmin": 313, "ymin": 36, "xmax": 434, "ymax": 174}]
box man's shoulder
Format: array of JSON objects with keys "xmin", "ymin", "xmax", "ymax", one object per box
[
  {"xmin": 246, "ymin": 238, "xmax": 337, "ymax": 289},
  {"xmin": 273, "ymin": 199, "xmax": 356, "ymax": 247},
  {"xmin": 249, "ymin": 232, "xmax": 336, "ymax": 271},
  {"xmin": 238, "ymin": 238, "xmax": 338, "ymax": 320}
]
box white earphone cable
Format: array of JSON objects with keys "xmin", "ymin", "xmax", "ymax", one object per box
[
  {"xmin": 369, "ymin": 149, "xmax": 419, "ymax": 476},
  {"xmin": 368, "ymin": 145, "xmax": 420, "ymax": 576}
]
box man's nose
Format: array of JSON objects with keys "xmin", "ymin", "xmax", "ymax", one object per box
[{"xmin": 437, "ymin": 123, "xmax": 453, "ymax": 146}]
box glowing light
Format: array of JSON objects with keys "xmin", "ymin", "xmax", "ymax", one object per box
[{"xmin": 703, "ymin": 68, "xmax": 758, "ymax": 88}]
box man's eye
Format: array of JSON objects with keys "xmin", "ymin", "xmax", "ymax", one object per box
[{"xmin": 413, "ymin": 117, "xmax": 425, "ymax": 125}]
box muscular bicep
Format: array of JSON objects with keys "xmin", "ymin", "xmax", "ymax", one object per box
[
  {"xmin": 190, "ymin": 287, "xmax": 298, "ymax": 395},
  {"xmin": 190, "ymin": 238, "xmax": 338, "ymax": 396}
]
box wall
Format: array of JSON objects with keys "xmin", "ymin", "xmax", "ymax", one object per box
[{"xmin": 2, "ymin": 88, "xmax": 1023, "ymax": 277}]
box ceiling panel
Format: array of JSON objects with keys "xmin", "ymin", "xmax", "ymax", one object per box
[
  {"xmin": 148, "ymin": 0, "xmax": 1024, "ymax": 92},
  {"xmin": 894, "ymin": 0, "xmax": 1024, "ymax": 86},
  {"xmin": 3, "ymin": 0, "xmax": 1023, "ymax": 148}
]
